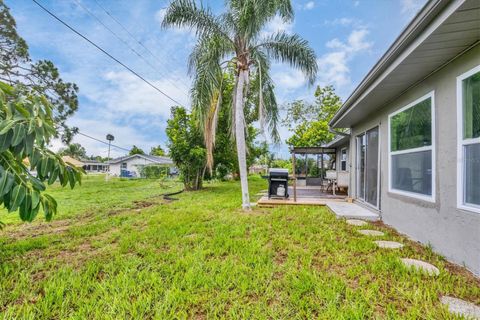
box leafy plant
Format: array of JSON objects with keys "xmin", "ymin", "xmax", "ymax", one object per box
[
  {"xmin": 136, "ymin": 165, "xmax": 169, "ymax": 179},
  {"xmin": 0, "ymin": 81, "xmax": 82, "ymax": 224},
  {"xmin": 166, "ymin": 106, "xmax": 206, "ymax": 190},
  {"xmin": 285, "ymin": 85, "xmax": 343, "ymax": 147},
  {"xmin": 129, "ymin": 145, "xmax": 145, "ymax": 155}
]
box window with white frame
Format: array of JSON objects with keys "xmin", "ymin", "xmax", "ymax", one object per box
[
  {"xmin": 457, "ymin": 66, "xmax": 480, "ymax": 212},
  {"xmin": 340, "ymin": 148, "xmax": 347, "ymax": 171},
  {"xmin": 388, "ymin": 92, "xmax": 434, "ymax": 201}
]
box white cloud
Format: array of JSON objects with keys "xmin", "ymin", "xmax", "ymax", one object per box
[
  {"xmin": 273, "ymin": 69, "xmax": 306, "ymax": 91},
  {"xmin": 262, "ymin": 15, "xmax": 294, "ymax": 36},
  {"xmin": 95, "ymin": 70, "xmax": 190, "ymax": 119},
  {"xmin": 317, "ymin": 28, "xmax": 372, "ymax": 90},
  {"xmin": 303, "ymin": 1, "xmax": 315, "ymax": 10}
]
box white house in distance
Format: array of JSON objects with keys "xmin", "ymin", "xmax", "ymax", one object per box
[{"xmin": 107, "ymin": 154, "xmax": 174, "ymax": 177}]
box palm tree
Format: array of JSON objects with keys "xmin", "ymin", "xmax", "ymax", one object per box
[
  {"xmin": 162, "ymin": 0, "xmax": 318, "ymax": 209},
  {"xmin": 58, "ymin": 143, "xmax": 87, "ymax": 160}
]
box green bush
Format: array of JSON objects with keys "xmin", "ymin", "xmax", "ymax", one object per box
[{"xmin": 136, "ymin": 165, "xmax": 169, "ymax": 179}]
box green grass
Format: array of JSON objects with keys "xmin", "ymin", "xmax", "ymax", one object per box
[{"xmin": 0, "ymin": 175, "xmax": 478, "ymax": 319}]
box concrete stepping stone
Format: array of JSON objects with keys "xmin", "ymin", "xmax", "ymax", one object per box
[
  {"xmin": 440, "ymin": 296, "xmax": 480, "ymax": 319},
  {"xmin": 374, "ymin": 240, "xmax": 404, "ymax": 249},
  {"xmin": 357, "ymin": 229, "xmax": 384, "ymax": 236},
  {"xmin": 346, "ymin": 219, "xmax": 367, "ymax": 226},
  {"xmin": 401, "ymin": 258, "xmax": 439, "ymax": 276}
]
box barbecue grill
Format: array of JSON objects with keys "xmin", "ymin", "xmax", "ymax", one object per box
[{"xmin": 268, "ymin": 168, "xmax": 289, "ymax": 199}]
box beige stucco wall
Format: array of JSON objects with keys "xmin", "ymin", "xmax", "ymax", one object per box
[{"xmin": 348, "ymin": 44, "xmax": 480, "ymax": 276}]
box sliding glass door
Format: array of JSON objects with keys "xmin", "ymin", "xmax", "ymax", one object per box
[{"xmin": 356, "ymin": 127, "xmax": 380, "ymax": 207}]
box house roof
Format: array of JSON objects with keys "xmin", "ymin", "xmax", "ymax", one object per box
[
  {"xmin": 330, "ymin": 0, "xmax": 480, "ymax": 128},
  {"xmin": 107, "ymin": 154, "xmax": 173, "ymax": 165},
  {"xmin": 61, "ymin": 156, "xmax": 84, "ymax": 167},
  {"xmin": 82, "ymin": 159, "xmax": 107, "ymax": 165},
  {"xmin": 324, "ymin": 135, "xmax": 350, "ymax": 148}
]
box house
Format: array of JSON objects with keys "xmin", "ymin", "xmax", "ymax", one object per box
[
  {"xmin": 329, "ymin": 0, "xmax": 480, "ymax": 275},
  {"xmin": 82, "ymin": 160, "xmax": 109, "ymax": 173},
  {"xmin": 61, "ymin": 156, "xmax": 84, "ymax": 168},
  {"xmin": 107, "ymin": 154, "xmax": 173, "ymax": 177}
]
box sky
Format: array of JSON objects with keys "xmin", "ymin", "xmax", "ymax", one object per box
[{"xmin": 7, "ymin": 0, "xmax": 426, "ymax": 159}]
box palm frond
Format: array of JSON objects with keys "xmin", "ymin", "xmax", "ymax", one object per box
[
  {"xmin": 258, "ymin": 32, "xmax": 318, "ymax": 85},
  {"xmin": 250, "ymin": 49, "xmax": 280, "ymax": 142},
  {"xmin": 162, "ymin": 0, "xmax": 231, "ymax": 41},
  {"xmin": 226, "ymin": 0, "xmax": 293, "ymax": 39}
]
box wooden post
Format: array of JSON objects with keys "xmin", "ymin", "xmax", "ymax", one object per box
[{"xmin": 292, "ymin": 152, "xmax": 297, "ymax": 202}]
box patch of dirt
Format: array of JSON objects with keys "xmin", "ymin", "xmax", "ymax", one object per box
[
  {"xmin": 274, "ymin": 251, "xmax": 288, "ymax": 265},
  {"xmin": 6, "ymin": 219, "xmax": 72, "ymax": 240}
]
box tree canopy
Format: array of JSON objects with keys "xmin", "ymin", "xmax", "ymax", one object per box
[
  {"xmin": 149, "ymin": 145, "xmax": 166, "ymax": 157},
  {"xmin": 285, "ymin": 85, "xmax": 342, "ymax": 147},
  {"xmin": 0, "ymin": 82, "xmax": 82, "ymax": 224},
  {"xmin": 129, "ymin": 145, "xmax": 145, "ymax": 155},
  {"xmin": 0, "ymin": 1, "xmax": 79, "ymax": 143},
  {"xmin": 59, "ymin": 143, "xmax": 87, "ymax": 160},
  {"xmin": 166, "ymin": 106, "xmax": 206, "ymax": 190}
]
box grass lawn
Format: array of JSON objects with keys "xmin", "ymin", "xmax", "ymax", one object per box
[{"xmin": 0, "ymin": 175, "xmax": 478, "ymax": 319}]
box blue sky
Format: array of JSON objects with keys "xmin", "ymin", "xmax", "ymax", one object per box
[{"xmin": 7, "ymin": 0, "xmax": 425, "ymax": 158}]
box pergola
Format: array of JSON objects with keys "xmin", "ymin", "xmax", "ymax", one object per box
[{"xmin": 290, "ymin": 146, "xmax": 337, "ymax": 202}]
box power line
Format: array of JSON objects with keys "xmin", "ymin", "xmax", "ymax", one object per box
[
  {"xmin": 71, "ymin": 0, "xmax": 187, "ymax": 102},
  {"xmin": 75, "ymin": 131, "xmax": 131, "ymax": 153},
  {"xmin": 92, "ymin": 0, "xmax": 185, "ymax": 73},
  {"xmin": 32, "ymin": 0, "xmax": 185, "ymax": 108}
]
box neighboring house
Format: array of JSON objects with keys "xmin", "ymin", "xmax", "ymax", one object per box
[
  {"xmin": 108, "ymin": 154, "xmax": 174, "ymax": 177},
  {"xmin": 61, "ymin": 156, "xmax": 84, "ymax": 168},
  {"xmin": 82, "ymin": 160, "xmax": 109, "ymax": 173},
  {"xmin": 329, "ymin": 0, "xmax": 480, "ymax": 275}
]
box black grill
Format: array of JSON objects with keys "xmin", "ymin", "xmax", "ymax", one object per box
[{"xmin": 268, "ymin": 168, "xmax": 289, "ymax": 199}]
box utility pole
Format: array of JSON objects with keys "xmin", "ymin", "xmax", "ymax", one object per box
[{"xmin": 106, "ymin": 134, "xmax": 114, "ymax": 181}]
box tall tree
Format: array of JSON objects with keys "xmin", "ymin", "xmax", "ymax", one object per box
[
  {"xmin": 0, "ymin": 1, "xmax": 79, "ymax": 143},
  {"xmin": 129, "ymin": 145, "xmax": 145, "ymax": 155},
  {"xmin": 149, "ymin": 145, "xmax": 166, "ymax": 156},
  {"xmin": 162, "ymin": 0, "xmax": 317, "ymax": 209},
  {"xmin": 59, "ymin": 143, "xmax": 87, "ymax": 159},
  {"xmin": 285, "ymin": 85, "xmax": 342, "ymax": 147}
]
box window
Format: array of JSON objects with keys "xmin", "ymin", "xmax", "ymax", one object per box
[
  {"xmin": 388, "ymin": 92, "xmax": 435, "ymax": 201},
  {"xmin": 457, "ymin": 66, "xmax": 480, "ymax": 213},
  {"xmin": 121, "ymin": 162, "xmax": 127, "ymax": 170},
  {"xmin": 340, "ymin": 148, "xmax": 347, "ymax": 171}
]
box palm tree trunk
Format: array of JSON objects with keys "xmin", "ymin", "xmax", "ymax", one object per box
[{"xmin": 234, "ymin": 69, "xmax": 250, "ymax": 210}]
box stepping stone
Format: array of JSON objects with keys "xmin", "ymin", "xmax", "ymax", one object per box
[
  {"xmin": 346, "ymin": 219, "xmax": 367, "ymax": 226},
  {"xmin": 374, "ymin": 240, "xmax": 404, "ymax": 249},
  {"xmin": 357, "ymin": 229, "xmax": 384, "ymax": 236},
  {"xmin": 401, "ymin": 258, "xmax": 439, "ymax": 276},
  {"xmin": 440, "ymin": 296, "xmax": 480, "ymax": 319}
]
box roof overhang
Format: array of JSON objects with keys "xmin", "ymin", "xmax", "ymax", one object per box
[
  {"xmin": 330, "ymin": 0, "xmax": 480, "ymax": 128},
  {"xmin": 290, "ymin": 147, "xmax": 337, "ymax": 154}
]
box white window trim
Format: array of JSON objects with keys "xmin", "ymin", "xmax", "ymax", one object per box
[
  {"xmin": 388, "ymin": 91, "xmax": 436, "ymax": 203},
  {"xmin": 456, "ymin": 65, "xmax": 480, "ymax": 214},
  {"xmin": 340, "ymin": 147, "xmax": 347, "ymax": 171}
]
